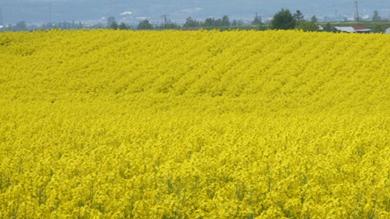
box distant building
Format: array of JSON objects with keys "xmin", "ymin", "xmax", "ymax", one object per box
[
  {"xmin": 386, "ymin": 28, "xmax": 390, "ymax": 34},
  {"xmin": 335, "ymin": 26, "xmax": 355, "ymax": 33},
  {"xmin": 335, "ymin": 25, "xmax": 371, "ymax": 33},
  {"xmin": 352, "ymin": 24, "xmax": 371, "ymax": 33}
]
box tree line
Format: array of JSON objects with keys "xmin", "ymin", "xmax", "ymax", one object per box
[
  {"xmin": 107, "ymin": 9, "xmax": 320, "ymax": 31},
  {"xmin": 107, "ymin": 9, "xmax": 335, "ymax": 32},
  {"xmin": 2, "ymin": 9, "xmax": 388, "ymax": 32}
]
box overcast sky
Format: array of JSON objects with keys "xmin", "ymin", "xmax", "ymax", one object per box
[{"xmin": 0, "ymin": 0, "xmax": 389, "ymax": 24}]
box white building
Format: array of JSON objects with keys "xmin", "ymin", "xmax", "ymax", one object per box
[
  {"xmin": 335, "ymin": 26, "xmax": 355, "ymax": 33},
  {"xmin": 335, "ymin": 25, "xmax": 371, "ymax": 33},
  {"xmin": 385, "ymin": 28, "xmax": 390, "ymax": 34}
]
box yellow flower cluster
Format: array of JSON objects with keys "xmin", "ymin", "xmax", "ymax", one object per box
[{"xmin": 0, "ymin": 30, "xmax": 389, "ymax": 218}]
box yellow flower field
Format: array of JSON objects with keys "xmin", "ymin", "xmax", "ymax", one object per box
[{"xmin": 0, "ymin": 30, "xmax": 389, "ymax": 218}]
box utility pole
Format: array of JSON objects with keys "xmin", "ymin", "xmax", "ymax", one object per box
[{"xmin": 354, "ymin": 0, "xmax": 360, "ymax": 22}]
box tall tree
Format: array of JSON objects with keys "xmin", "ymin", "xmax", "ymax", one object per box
[
  {"xmin": 323, "ymin": 23, "xmax": 335, "ymax": 32},
  {"xmin": 184, "ymin": 17, "xmax": 199, "ymax": 28},
  {"xmin": 293, "ymin": 10, "xmax": 305, "ymax": 22},
  {"xmin": 296, "ymin": 21, "xmax": 319, "ymax": 32},
  {"xmin": 15, "ymin": 21, "xmax": 27, "ymax": 31},
  {"xmin": 311, "ymin": 15, "xmax": 318, "ymax": 23},
  {"xmin": 161, "ymin": 22, "xmax": 180, "ymax": 29},
  {"xmin": 232, "ymin": 20, "xmax": 244, "ymax": 27},
  {"xmin": 372, "ymin": 10, "xmax": 381, "ymax": 21},
  {"xmin": 107, "ymin": 16, "xmax": 118, "ymax": 29},
  {"xmin": 204, "ymin": 18, "xmax": 215, "ymax": 27},
  {"xmin": 118, "ymin": 22, "xmax": 128, "ymax": 30},
  {"xmin": 137, "ymin": 19, "xmax": 153, "ymax": 30},
  {"xmin": 272, "ymin": 9, "xmax": 296, "ymax": 30},
  {"xmin": 221, "ymin": 15, "xmax": 230, "ymax": 27}
]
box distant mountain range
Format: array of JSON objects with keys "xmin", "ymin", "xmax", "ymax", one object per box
[{"xmin": 1, "ymin": 0, "xmax": 389, "ymax": 24}]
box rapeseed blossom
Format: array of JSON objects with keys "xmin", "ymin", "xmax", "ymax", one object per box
[{"xmin": 0, "ymin": 30, "xmax": 389, "ymax": 218}]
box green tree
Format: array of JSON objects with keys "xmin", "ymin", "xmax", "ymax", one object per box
[
  {"xmin": 271, "ymin": 9, "xmax": 296, "ymax": 30},
  {"xmin": 232, "ymin": 20, "xmax": 244, "ymax": 27},
  {"xmin": 183, "ymin": 17, "xmax": 200, "ymax": 28},
  {"xmin": 15, "ymin": 21, "xmax": 27, "ymax": 31},
  {"xmin": 293, "ymin": 10, "xmax": 305, "ymax": 22},
  {"xmin": 161, "ymin": 22, "xmax": 180, "ymax": 29},
  {"xmin": 111, "ymin": 22, "xmax": 118, "ymax": 29},
  {"xmin": 214, "ymin": 18, "xmax": 223, "ymax": 27},
  {"xmin": 118, "ymin": 22, "xmax": 128, "ymax": 30},
  {"xmin": 204, "ymin": 18, "xmax": 215, "ymax": 27},
  {"xmin": 107, "ymin": 16, "xmax": 118, "ymax": 29},
  {"xmin": 221, "ymin": 15, "xmax": 230, "ymax": 27},
  {"xmin": 323, "ymin": 22, "xmax": 335, "ymax": 32},
  {"xmin": 311, "ymin": 15, "xmax": 318, "ymax": 23},
  {"xmin": 296, "ymin": 21, "xmax": 319, "ymax": 32},
  {"xmin": 372, "ymin": 10, "xmax": 381, "ymax": 21},
  {"xmin": 137, "ymin": 19, "xmax": 153, "ymax": 30},
  {"xmin": 372, "ymin": 24, "xmax": 385, "ymax": 33}
]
